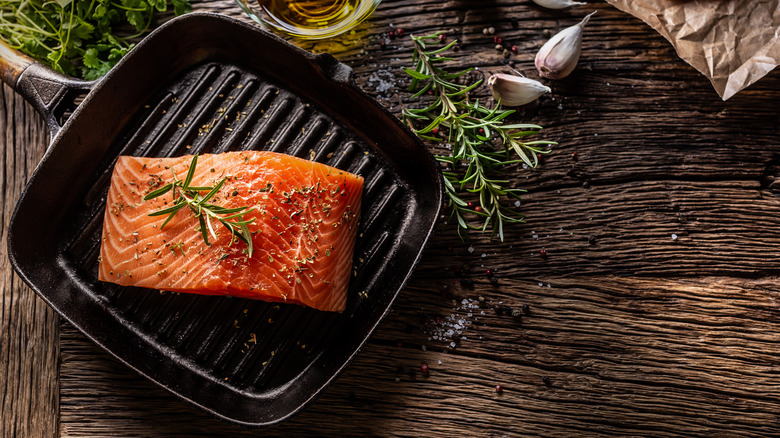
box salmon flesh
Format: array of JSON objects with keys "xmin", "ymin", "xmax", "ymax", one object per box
[{"xmin": 98, "ymin": 151, "xmax": 363, "ymax": 312}]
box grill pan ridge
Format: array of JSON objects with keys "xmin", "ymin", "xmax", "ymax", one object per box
[{"xmin": 5, "ymin": 13, "xmax": 442, "ymax": 426}]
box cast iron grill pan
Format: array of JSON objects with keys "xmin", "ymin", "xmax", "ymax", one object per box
[{"xmin": 5, "ymin": 13, "xmax": 442, "ymax": 426}]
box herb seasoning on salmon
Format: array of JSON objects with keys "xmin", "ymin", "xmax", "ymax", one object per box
[{"xmin": 98, "ymin": 151, "xmax": 363, "ymax": 312}]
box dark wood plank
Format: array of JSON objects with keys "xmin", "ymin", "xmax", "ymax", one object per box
[
  {"xmin": 0, "ymin": 84, "xmax": 59, "ymax": 437},
  {"xmin": 60, "ymin": 275, "xmax": 780, "ymax": 437},
  {"xmin": 0, "ymin": 0, "xmax": 774, "ymax": 436}
]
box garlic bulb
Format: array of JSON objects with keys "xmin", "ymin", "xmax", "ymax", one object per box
[
  {"xmin": 488, "ymin": 73, "xmax": 551, "ymax": 107},
  {"xmin": 535, "ymin": 11, "xmax": 596, "ymax": 79},
  {"xmin": 532, "ymin": 0, "xmax": 586, "ymax": 9}
]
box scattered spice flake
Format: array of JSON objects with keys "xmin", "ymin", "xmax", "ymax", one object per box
[{"xmin": 426, "ymin": 297, "xmax": 480, "ymax": 349}]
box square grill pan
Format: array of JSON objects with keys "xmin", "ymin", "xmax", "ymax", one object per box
[{"xmin": 7, "ymin": 12, "xmax": 442, "ymax": 426}]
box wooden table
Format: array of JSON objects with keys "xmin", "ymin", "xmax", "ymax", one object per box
[{"xmin": 3, "ymin": 1, "xmax": 780, "ymax": 436}]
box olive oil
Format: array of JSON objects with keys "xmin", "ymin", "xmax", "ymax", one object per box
[{"xmin": 255, "ymin": 0, "xmax": 378, "ymax": 38}]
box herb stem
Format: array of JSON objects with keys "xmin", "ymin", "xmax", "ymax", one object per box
[
  {"xmin": 144, "ymin": 155, "xmax": 256, "ymax": 258},
  {"xmin": 402, "ymin": 32, "xmax": 557, "ymax": 241}
]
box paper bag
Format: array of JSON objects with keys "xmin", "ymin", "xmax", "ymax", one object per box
[{"xmin": 605, "ymin": 0, "xmax": 780, "ymax": 100}]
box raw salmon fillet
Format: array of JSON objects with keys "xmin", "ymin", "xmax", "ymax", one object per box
[{"xmin": 98, "ymin": 151, "xmax": 363, "ymax": 312}]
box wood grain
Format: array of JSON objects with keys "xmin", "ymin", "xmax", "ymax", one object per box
[
  {"xmin": 1, "ymin": 0, "xmax": 779, "ymax": 436},
  {"xmin": 0, "ymin": 84, "xmax": 59, "ymax": 438},
  {"xmin": 60, "ymin": 276, "xmax": 780, "ymax": 437}
]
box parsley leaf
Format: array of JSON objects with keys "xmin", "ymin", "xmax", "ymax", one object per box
[{"xmin": 0, "ymin": 0, "xmax": 191, "ymax": 80}]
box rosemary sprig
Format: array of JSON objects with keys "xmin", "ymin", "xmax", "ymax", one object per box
[
  {"xmin": 402, "ymin": 32, "xmax": 556, "ymax": 241},
  {"xmin": 144, "ymin": 155, "xmax": 256, "ymax": 258}
]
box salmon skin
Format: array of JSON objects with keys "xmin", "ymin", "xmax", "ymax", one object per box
[{"xmin": 98, "ymin": 151, "xmax": 363, "ymax": 312}]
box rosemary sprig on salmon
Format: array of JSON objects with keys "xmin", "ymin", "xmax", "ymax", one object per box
[{"xmin": 143, "ymin": 154, "xmax": 256, "ymax": 258}]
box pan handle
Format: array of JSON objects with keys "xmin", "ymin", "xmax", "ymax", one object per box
[{"xmin": 0, "ymin": 39, "xmax": 94, "ymax": 142}]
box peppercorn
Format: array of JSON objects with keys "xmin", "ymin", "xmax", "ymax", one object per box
[
  {"xmin": 522, "ymin": 303, "xmax": 531, "ymax": 315},
  {"xmin": 489, "ymin": 276, "xmax": 499, "ymax": 286},
  {"xmin": 493, "ymin": 304, "xmax": 505, "ymax": 316},
  {"xmin": 388, "ymin": 30, "xmax": 396, "ymax": 38},
  {"xmin": 432, "ymin": 127, "xmax": 439, "ymax": 134},
  {"xmin": 542, "ymin": 376, "xmax": 551, "ymax": 386},
  {"xmin": 396, "ymin": 28, "xmax": 404, "ymax": 36},
  {"xmin": 502, "ymin": 49, "xmax": 511, "ymax": 59},
  {"xmin": 510, "ymin": 45, "xmax": 518, "ymax": 53},
  {"xmin": 587, "ymin": 235, "xmax": 596, "ymax": 245},
  {"xmin": 511, "ymin": 308, "xmax": 523, "ymax": 321},
  {"xmin": 485, "ymin": 269, "xmax": 494, "ymax": 277},
  {"xmin": 494, "ymin": 36, "xmax": 502, "ymax": 44},
  {"xmin": 478, "ymin": 295, "xmax": 486, "ymax": 305},
  {"xmin": 474, "ymin": 206, "xmax": 483, "ymax": 213},
  {"xmin": 421, "ymin": 363, "xmax": 429, "ymax": 374},
  {"xmin": 495, "ymin": 44, "xmax": 503, "ymax": 51},
  {"xmin": 438, "ymin": 33, "xmax": 447, "ymax": 42},
  {"xmin": 571, "ymin": 151, "xmax": 578, "ymax": 161},
  {"xmin": 540, "ymin": 249, "xmax": 547, "ymax": 258},
  {"xmin": 380, "ymin": 40, "xmax": 387, "ymax": 49},
  {"xmin": 495, "ymin": 384, "xmax": 503, "ymax": 393},
  {"xmin": 582, "ymin": 180, "xmax": 590, "ymax": 189}
]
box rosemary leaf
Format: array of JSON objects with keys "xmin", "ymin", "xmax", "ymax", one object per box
[
  {"xmin": 143, "ymin": 183, "xmax": 173, "ymax": 201},
  {"xmin": 402, "ymin": 33, "xmax": 557, "ymax": 241},
  {"xmin": 145, "ymin": 155, "xmax": 255, "ymax": 257}
]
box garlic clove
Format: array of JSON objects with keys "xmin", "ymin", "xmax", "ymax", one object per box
[
  {"xmin": 488, "ymin": 73, "xmax": 551, "ymax": 107},
  {"xmin": 532, "ymin": 0, "xmax": 586, "ymax": 9},
  {"xmin": 535, "ymin": 11, "xmax": 596, "ymax": 79}
]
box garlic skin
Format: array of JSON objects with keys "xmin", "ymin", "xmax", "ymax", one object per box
[
  {"xmin": 535, "ymin": 11, "xmax": 596, "ymax": 79},
  {"xmin": 488, "ymin": 73, "xmax": 551, "ymax": 107},
  {"xmin": 532, "ymin": 0, "xmax": 586, "ymax": 9}
]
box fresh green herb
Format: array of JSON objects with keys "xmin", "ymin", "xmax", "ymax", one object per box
[
  {"xmin": 402, "ymin": 32, "xmax": 556, "ymax": 241},
  {"xmin": 0, "ymin": 0, "xmax": 191, "ymax": 80},
  {"xmin": 144, "ymin": 155, "xmax": 256, "ymax": 258}
]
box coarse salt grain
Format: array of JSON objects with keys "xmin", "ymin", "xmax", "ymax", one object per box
[
  {"xmin": 468, "ymin": 246, "xmax": 475, "ymax": 253},
  {"xmin": 671, "ymin": 233, "xmax": 678, "ymax": 240}
]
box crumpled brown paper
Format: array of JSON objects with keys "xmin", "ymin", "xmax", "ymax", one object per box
[{"xmin": 605, "ymin": 0, "xmax": 780, "ymax": 100}]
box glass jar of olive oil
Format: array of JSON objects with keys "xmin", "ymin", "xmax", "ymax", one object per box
[{"xmin": 236, "ymin": 0, "xmax": 381, "ymax": 39}]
